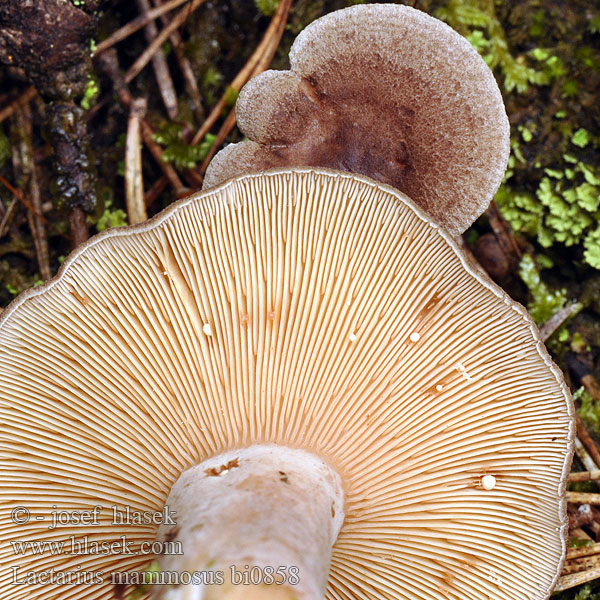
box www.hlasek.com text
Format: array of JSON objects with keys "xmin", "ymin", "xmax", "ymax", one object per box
[{"xmin": 10, "ymin": 535, "xmax": 182, "ymax": 557}]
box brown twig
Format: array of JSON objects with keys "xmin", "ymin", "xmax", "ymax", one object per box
[
  {"xmin": 196, "ymin": 2, "xmax": 292, "ymax": 177},
  {"xmin": 145, "ymin": 176, "xmax": 168, "ymax": 209},
  {"xmin": 540, "ymin": 302, "xmax": 582, "ymax": 341},
  {"xmin": 485, "ymin": 200, "xmax": 522, "ymax": 267},
  {"xmin": 198, "ymin": 108, "xmax": 237, "ymax": 175},
  {"xmin": 563, "ymin": 554, "xmax": 600, "ymax": 575},
  {"xmin": 575, "ymin": 436, "xmax": 600, "ymax": 474},
  {"xmin": 144, "ymin": 0, "xmax": 293, "ymax": 196},
  {"xmin": 141, "ymin": 119, "xmax": 189, "ymax": 193},
  {"xmin": 135, "ymin": 0, "xmax": 178, "ymax": 120},
  {"xmin": 125, "ymin": 99, "xmax": 149, "ymax": 225},
  {"xmin": 571, "ymin": 470, "xmax": 600, "ymax": 483},
  {"xmin": 571, "ymin": 528, "xmax": 595, "ymax": 541},
  {"xmin": 11, "ymin": 106, "xmax": 51, "ymax": 280},
  {"xmin": 576, "ymin": 415, "xmax": 600, "ymax": 472},
  {"xmin": 124, "ymin": 0, "xmax": 206, "ymax": 86},
  {"xmin": 196, "ymin": 0, "xmax": 293, "ymax": 176},
  {"xmin": 96, "ymin": 49, "xmax": 187, "ymax": 195},
  {"xmin": 0, "ymin": 174, "xmax": 47, "ymax": 223},
  {"xmin": 0, "ymin": 198, "xmax": 18, "ymax": 240},
  {"xmin": 568, "ymin": 542, "xmax": 600, "ymax": 560},
  {"xmin": 93, "ymin": 0, "xmax": 191, "ymax": 56},
  {"xmin": 583, "ymin": 374, "xmax": 600, "ymax": 403},
  {"xmin": 190, "ymin": 0, "xmax": 294, "ymax": 147},
  {"xmin": 152, "ymin": 0, "xmax": 204, "ymax": 121},
  {"xmin": 555, "ymin": 568, "xmax": 600, "ymax": 592},
  {"xmin": 0, "ymin": 86, "xmax": 37, "ymax": 124},
  {"xmin": 567, "ymin": 492, "xmax": 600, "ymax": 504},
  {"xmin": 69, "ymin": 207, "xmax": 89, "ymax": 249},
  {"xmin": 590, "ymin": 506, "xmax": 600, "ymax": 539},
  {"xmin": 569, "ymin": 502, "xmax": 594, "ymax": 530}
]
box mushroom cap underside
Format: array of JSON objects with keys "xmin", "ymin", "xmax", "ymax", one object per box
[{"xmin": 0, "ymin": 169, "xmax": 572, "ymax": 600}]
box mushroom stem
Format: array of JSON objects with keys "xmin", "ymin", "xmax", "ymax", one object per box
[{"xmin": 154, "ymin": 445, "xmax": 345, "ymax": 600}]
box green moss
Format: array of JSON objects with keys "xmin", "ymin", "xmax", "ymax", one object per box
[
  {"xmin": 224, "ymin": 86, "xmax": 239, "ymax": 109},
  {"xmin": 569, "ymin": 479, "xmax": 598, "ymax": 494},
  {"xmin": 0, "ymin": 124, "xmax": 10, "ymax": 169},
  {"xmin": 80, "ymin": 76, "xmax": 100, "ymax": 110},
  {"xmin": 584, "ymin": 227, "xmax": 600, "ymax": 269},
  {"xmin": 437, "ymin": 0, "xmax": 547, "ymax": 93},
  {"xmin": 255, "ymin": 0, "xmax": 280, "ymax": 17},
  {"xmin": 95, "ymin": 199, "xmax": 128, "ymax": 231},
  {"xmin": 562, "ymin": 78, "xmax": 580, "ymax": 98},
  {"xmin": 577, "ymin": 45, "xmax": 600, "ymax": 72},
  {"xmin": 495, "ymin": 186, "xmax": 542, "ymax": 237},
  {"xmin": 150, "ymin": 123, "xmax": 181, "ymax": 147},
  {"xmin": 527, "ymin": 9, "xmax": 546, "ymax": 39},
  {"xmin": 572, "ymin": 128, "xmax": 592, "ymax": 148},
  {"xmin": 454, "ymin": 0, "xmax": 598, "ymax": 275},
  {"xmin": 498, "ymin": 157, "xmax": 600, "ymax": 268},
  {"xmin": 152, "ymin": 123, "xmax": 217, "ymax": 170},
  {"xmin": 200, "ymin": 66, "xmax": 224, "ymax": 107},
  {"xmin": 568, "ymin": 539, "xmax": 594, "ymax": 549},
  {"xmin": 518, "ymin": 254, "xmax": 566, "ymax": 324},
  {"xmin": 573, "ymin": 584, "xmax": 600, "ymax": 600},
  {"xmin": 518, "ymin": 123, "xmax": 534, "ymax": 142},
  {"xmin": 0, "ymin": 258, "xmax": 41, "ymax": 304},
  {"xmin": 571, "ymin": 332, "xmax": 589, "ymax": 353},
  {"xmin": 575, "ymin": 386, "xmax": 600, "ymax": 438}
]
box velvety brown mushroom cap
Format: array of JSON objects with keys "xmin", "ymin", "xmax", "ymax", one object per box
[
  {"xmin": 204, "ymin": 4, "xmax": 510, "ymax": 235},
  {"xmin": 0, "ymin": 169, "xmax": 572, "ymax": 600}
]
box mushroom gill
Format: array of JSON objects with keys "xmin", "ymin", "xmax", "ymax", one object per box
[{"xmin": 0, "ymin": 169, "xmax": 573, "ymax": 600}]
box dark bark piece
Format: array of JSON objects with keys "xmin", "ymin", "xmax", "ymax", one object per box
[
  {"xmin": 0, "ymin": 0, "xmax": 94, "ymax": 98},
  {"xmin": 0, "ymin": 0, "xmax": 104, "ymax": 239},
  {"xmin": 48, "ymin": 103, "xmax": 96, "ymax": 213}
]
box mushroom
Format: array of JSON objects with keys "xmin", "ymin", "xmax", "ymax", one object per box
[
  {"xmin": 203, "ymin": 4, "xmax": 510, "ymax": 236},
  {"xmin": 0, "ymin": 168, "xmax": 573, "ymax": 600}
]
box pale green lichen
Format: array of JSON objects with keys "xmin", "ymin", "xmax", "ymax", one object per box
[
  {"xmin": 255, "ymin": 0, "xmax": 280, "ymax": 17},
  {"xmin": 437, "ymin": 0, "xmax": 547, "ymax": 93},
  {"xmin": 152, "ymin": 123, "xmax": 216, "ymax": 170},
  {"xmin": 224, "ymin": 86, "xmax": 239, "ymax": 109},
  {"xmin": 566, "ymin": 540, "xmax": 595, "ymax": 551},
  {"xmin": 440, "ymin": 0, "xmax": 600, "ymax": 271},
  {"xmin": 497, "ymin": 148, "xmax": 600, "ymax": 268},
  {"xmin": 0, "ymin": 124, "xmax": 10, "ymax": 168},
  {"xmin": 200, "ymin": 66, "xmax": 224, "ymax": 107},
  {"xmin": 80, "ymin": 76, "xmax": 100, "ymax": 110},
  {"xmin": 584, "ymin": 227, "xmax": 600, "ymax": 269},
  {"xmin": 518, "ymin": 253, "xmax": 567, "ymax": 324},
  {"xmin": 576, "ymin": 386, "xmax": 600, "ymax": 437},
  {"xmin": 572, "ymin": 128, "xmax": 592, "ymax": 148},
  {"xmin": 96, "ymin": 199, "xmax": 128, "ymax": 232}
]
